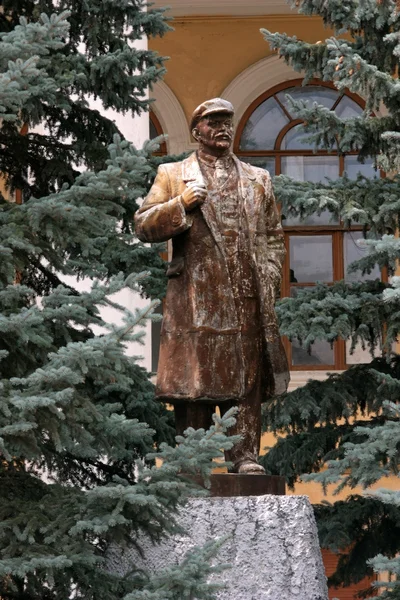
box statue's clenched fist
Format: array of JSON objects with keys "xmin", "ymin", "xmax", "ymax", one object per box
[{"xmin": 181, "ymin": 181, "xmax": 207, "ymax": 212}]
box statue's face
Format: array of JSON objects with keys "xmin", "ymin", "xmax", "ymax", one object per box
[{"xmin": 193, "ymin": 113, "xmax": 234, "ymax": 151}]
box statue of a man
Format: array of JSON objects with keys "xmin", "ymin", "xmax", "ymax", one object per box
[{"xmin": 135, "ymin": 98, "xmax": 289, "ymax": 474}]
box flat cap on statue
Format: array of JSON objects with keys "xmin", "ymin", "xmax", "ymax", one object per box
[{"xmin": 190, "ymin": 98, "xmax": 234, "ymax": 130}]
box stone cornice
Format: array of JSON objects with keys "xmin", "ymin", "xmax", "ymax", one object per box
[{"xmin": 152, "ymin": 0, "xmax": 295, "ymax": 17}]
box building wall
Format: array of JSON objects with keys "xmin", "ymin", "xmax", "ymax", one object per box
[{"xmin": 150, "ymin": 14, "xmax": 333, "ymax": 125}]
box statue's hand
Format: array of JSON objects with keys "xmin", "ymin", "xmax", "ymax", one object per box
[{"xmin": 181, "ymin": 181, "xmax": 207, "ymax": 212}]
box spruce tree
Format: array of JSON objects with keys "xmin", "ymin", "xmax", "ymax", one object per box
[
  {"xmin": 261, "ymin": 1, "xmax": 400, "ymax": 596},
  {"xmin": 0, "ymin": 5, "xmax": 236, "ymax": 599}
]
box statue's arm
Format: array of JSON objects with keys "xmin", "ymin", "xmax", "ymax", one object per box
[
  {"xmin": 134, "ymin": 165, "xmax": 192, "ymax": 243},
  {"xmin": 262, "ymin": 173, "xmax": 286, "ymax": 290}
]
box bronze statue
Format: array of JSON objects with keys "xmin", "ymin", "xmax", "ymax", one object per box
[{"xmin": 135, "ymin": 98, "xmax": 289, "ymax": 474}]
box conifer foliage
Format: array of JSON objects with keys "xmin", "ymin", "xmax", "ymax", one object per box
[
  {"xmin": 0, "ymin": 3, "xmax": 235, "ymax": 599},
  {"xmin": 261, "ymin": 1, "xmax": 400, "ymax": 596}
]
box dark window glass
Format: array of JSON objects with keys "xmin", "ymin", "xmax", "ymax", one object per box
[
  {"xmin": 344, "ymin": 231, "xmax": 381, "ymax": 282},
  {"xmin": 335, "ymin": 95, "xmax": 364, "ymax": 119},
  {"xmin": 281, "ymin": 155, "xmax": 339, "ymax": 183},
  {"xmin": 283, "ymin": 210, "xmax": 339, "ymax": 226},
  {"xmin": 235, "ymin": 83, "xmax": 379, "ymax": 369},
  {"xmin": 344, "ymin": 156, "xmax": 379, "ymax": 179},
  {"xmin": 281, "ymin": 124, "xmax": 315, "ymax": 151},
  {"xmin": 150, "ymin": 119, "xmax": 158, "ymax": 140},
  {"xmin": 239, "ymin": 97, "xmax": 289, "ymax": 150},
  {"xmin": 276, "ymin": 86, "xmax": 339, "ymax": 114},
  {"xmin": 291, "ymin": 338, "xmax": 334, "ymax": 366},
  {"xmin": 290, "ymin": 235, "xmax": 333, "ymax": 282}
]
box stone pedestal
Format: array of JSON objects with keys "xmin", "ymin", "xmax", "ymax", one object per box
[{"xmin": 108, "ymin": 494, "xmax": 328, "ymax": 600}]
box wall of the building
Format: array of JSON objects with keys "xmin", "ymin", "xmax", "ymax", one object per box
[{"xmin": 150, "ymin": 14, "xmax": 333, "ymax": 125}]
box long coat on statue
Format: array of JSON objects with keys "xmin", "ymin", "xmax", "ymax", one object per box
[{"xmin": 134, "ymin": 152, "xmax": 289, "ymax": 403}]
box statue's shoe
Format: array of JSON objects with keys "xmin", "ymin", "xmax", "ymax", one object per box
[{"xmin": 237, "ymin": 461, "xmax": 265, "ymax": 475}]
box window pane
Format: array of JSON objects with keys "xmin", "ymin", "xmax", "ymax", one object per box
[
  {"xmin": 281, "ymin": 156, "xmax": 339, "ymax": 225},
  {"xmin": 281, "ymin": 156, "xmax": 339, "ymax": 183},
  {"xmin": 150, "ymin": 119, "xmax": 158, "ymax": 140},
  {"xmin": 346, "ymin": 340, "xmax": 395, "ymax": 365},
  {"xmin": 276, "ymin": 86, "xmax": 339, "ymax": 115},
  {"xmin": 290, "ymin": 235, "xmax": 333, "ymax": 282},
  {"xmin": 281, "ymin": 123, "xmax": 337, "ymax": 151},
  {"xmin": 239, "ymin": 96, "xmax": 289, "ymax": 150},
  {"xmin": 335, "ymin": 96, "xmax": 364, "ymax": 119},
  {"xmin": 240, "ymin": 156, "xmax": 275, "ymax": 176},
  {"xmin": 344, "ymin": 156, "xmax": 379, "ymax": 179},
  {"xmin": 290, "ymin": 286, "xmax": 334, "ymax": 366},
  {"xmin": 346, "ymin": 339, "xmax": 379, "ymax": 365},
  {"xmin": 283, "ymin": 210, "xmax": 338, "ymax": 226},
  {"xmin": 292, "ymin": 338, "xmax": 334, "ymax": 366},
  {"xmin": 281, "ymin": 124, "xmax": 314, "ymax": 150},
  {"xmin": 344, "ymin": 231, "xmax": 381, "ymax": 282}
]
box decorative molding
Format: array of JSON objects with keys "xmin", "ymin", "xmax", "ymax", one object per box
[
  {"xmin": 221, "ymin": 55, "xmax": 300, "ymax": 128},
  {"xmin": 171, "ymin": 15, "xmax": 316, "ymax": 23},
  {"xmin": 151, "ymin": 81, "xmax": 195, "ymax": 154},
  {"xmin": 152, "ymin": 0, "xmax": 294, "ymax": 16}
]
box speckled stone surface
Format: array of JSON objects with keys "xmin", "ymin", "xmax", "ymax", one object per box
[{"xmin": 107, "ymin": 495, "xmax": 328, "ymax": 600}]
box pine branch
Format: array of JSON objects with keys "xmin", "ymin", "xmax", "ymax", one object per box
[
  {"xmin": 315, "ymin": 495, "xmax": 400, "ymax": 589},
  {"xmin": 274, "ymin": 173, "xmax": 400, "ymax": 236},
  {"xmin": 0, "ymin": 12, "xmax": 71, "ymax": 122},
  {"xmin": 261, "ymin": 30, "xmax": 329, "ymax": 83},
  {"xmin": 262, "ymin": 358, "xmax": 400, "ymax": 490},
  {"xmin": 262, "ymin": 4, "xmax": 400, "ymax": 596},
  {"xmin": 263, "ymin": 358, "xmax": 400, "ymax": 434},
  {"xmin": 276, "ymin": 280, "xmax": 392, "ymax": 349}
]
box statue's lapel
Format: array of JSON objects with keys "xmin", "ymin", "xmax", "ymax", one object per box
[
  {"xmin": 181, "ymin": 153, "xmax": 265, "ymax": 247},
  {"xmin": 182, "ymin": 152, "xmax": 204, "ymax": 185},
  {"xmin": 181, "ymin": 153, "xmax": 223, "ymax": 246}
]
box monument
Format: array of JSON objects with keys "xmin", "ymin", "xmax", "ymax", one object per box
[
  {"xmin": 130, "ymin": 99, "xmax": 328, "ymax": 599},
  {"xmin": 135, "ymin": 98, "xmax": 289, "ymax": 474}
]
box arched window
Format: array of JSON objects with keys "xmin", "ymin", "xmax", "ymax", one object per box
[{"xmin": 235, "ymin": 80, "xmax": 383, "ymax": 370}]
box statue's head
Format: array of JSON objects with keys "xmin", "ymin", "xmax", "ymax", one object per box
[{"xmin": 190, "ymin": 98, "xmax": 234, "ymax": 152}]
